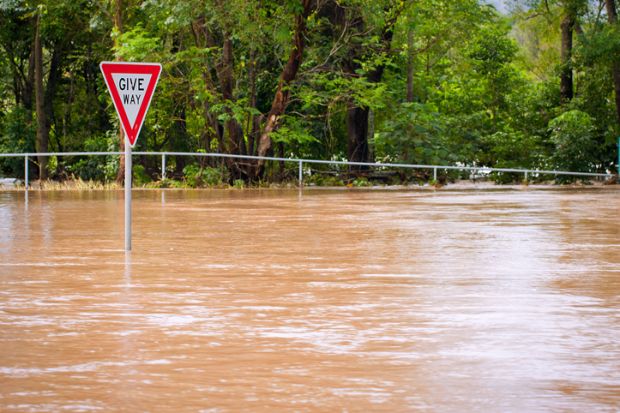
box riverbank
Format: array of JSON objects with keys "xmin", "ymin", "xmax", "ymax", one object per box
[{"xmin": 1, "ymin": 177, "xmax": 617, "ymax": 191}]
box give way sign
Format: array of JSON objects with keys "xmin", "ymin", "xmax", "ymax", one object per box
[{"xmin": 100, "ymin": 62, "xmax": 162, "ymax": 147}]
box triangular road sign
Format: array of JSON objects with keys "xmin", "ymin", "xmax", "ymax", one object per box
[{"xmin": 100, "ymin": 61, "xmax": 162, "ymax": 147}]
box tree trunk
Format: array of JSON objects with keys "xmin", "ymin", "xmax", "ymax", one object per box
[
  {"xmin": 247, "ymin": 49, "xmax": 258, "ymax": 156},
  {"xmin": 345, "ymin": 7, "xmax": 399, "ymax": 165},
  {"xmin": 407, "ymin": 28, "xmax": 414, "ymax": 103},
  {"xmin": 202, "ymin": 70, "xmax": 222, "ymax": 156},
  {"xmin": 114, "ymin": 0, "xmax": 125, "ymax": 184},
  {"xmin": 218, "ymin": 35, "xmax": 245, "ymax": 156},
  {"xmin": 191, "ymin": 15, "xmax": 221, "ymax": 155},
  {"xmin": 278, "ymin": 142, "xmax": 285, "ymax": 180},
  {"xmin": 34, "ymin": 13, "xmax": 48, "ymax": 180},
  {"xmin": 24, "ymin": 38, "xmax": 36, "ymax": 111},
  {"xmin": 170, "ymin": 106, "xmax": 189, "ymax": 175},
  {"xmin": 560, "ymin": 13, "xmax": 574, "ymax": 102},
  {"xmin": 347, "ymin": 106, "xmax": 369, "ymax": 164},
  {"xmin": 255, "ymin": 0, "xmax": 314, "ymax": 175},
  {"xmin": 606, "ymin": 0, "xmax": 620, "ymax": 125},
  {"xmin": 44, "ymin": 46, "xmax": 62, "ymax": 152}
]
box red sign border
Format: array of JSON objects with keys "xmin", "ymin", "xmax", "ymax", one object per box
[{"xmin": 100, "ymin": 62, "xmax": 162, "ymax": 147}]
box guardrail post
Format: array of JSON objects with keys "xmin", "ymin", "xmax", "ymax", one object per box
[
  {"xmin": 298, "ymin": 160, "xmax": 303, "ymax": 187},
  {"xmin": 24, "ymin": 155, "xmax": 28, "ymax": 190},
  {"xmin": 161, "ymin": 154, "xmax": 166, "ymax": 180},
  {"xmin": 524, "ymin": 171, "xmax": 528, "ymax": 184},
  {"xmin": 433, "ymin": 167, "xmax": 437, "ymax": 182}
]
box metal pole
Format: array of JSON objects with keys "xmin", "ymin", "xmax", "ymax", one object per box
[
  {"xmin": 433, "ymin": 167, "xmax": 437, "ymax": 182},
  {"xmin": 524, "ymin": 171, "xmax": 528, "ymax": 183},
  {"xmin": 298, "ymin": 160, "xmax": 303, "ymax": 187},
  {"xmin": 24, "ymin": 155, "xmax": 28, "ymax": 190},
  {"xmin": 0, "ymin": 151, "xmax": 612, "ymax": 180},
  {"xmin": 125, "ymin": 142, "xmax": 132, "ymax": 251},
  {"xmin": 162, "ymin": 154, "xmax": 166, "ymax": 180}
]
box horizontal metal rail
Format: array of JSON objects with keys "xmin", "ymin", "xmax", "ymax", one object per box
[{"xmin": 1, "ymin": 151, "xmax": 614, "ymax": 189}]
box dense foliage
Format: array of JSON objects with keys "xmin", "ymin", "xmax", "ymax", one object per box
[{"xmin": 1, "ymin": 0, "xmax": 618, "ymax": 184}]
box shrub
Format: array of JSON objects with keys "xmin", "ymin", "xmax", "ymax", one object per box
[
  {"xmin": 64, "ymin": 135, "xmax": 119, "ymax": 182},
  {"xmin": 183, "ymin": 164, "xmax": 227, "ymax": 187},
  {"xmin": 548, "ymin": 110, "xmax": 599, "ymax": 178},
  {"xmin": 352, "ymin": 177, "xmax": 371, "ymax": 187},
  {"xmin": 0, "ymin": 108, "xmax": 35, "ymax": 178},
  {"xmin": 133, "ymin": 164, "xmax": 151, "ymax": 186},
  {"xmin": 202, "ymin": 167, "xmax": 227, "ymax": 186},
  {"xmin": 183, "ymin": 164, "xmax": 201, "ymax": 187}
]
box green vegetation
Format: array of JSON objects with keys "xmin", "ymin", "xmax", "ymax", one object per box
[
  {"xmin": 182, "ymin": 164, "xmax": 227, "ymax": 187},
  {"xmin": 1, "ymin": 0, "xmax": 619, "ymax": 185}
]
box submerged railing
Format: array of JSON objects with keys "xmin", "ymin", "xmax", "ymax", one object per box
[{"xmin": 0, "ymin": 151, "xmax": 614, "ymax": 188}]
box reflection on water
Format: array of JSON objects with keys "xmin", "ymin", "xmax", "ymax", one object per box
[{"xmin": 0, "ymin": 188, "xmax": 619, "ymax": 412}]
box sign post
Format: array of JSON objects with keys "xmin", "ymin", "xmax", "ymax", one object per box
[
  {"xmin": 125, "ymin": 139, "xmax": 132, "ymax": 250},
  {"xmin": 100, "ymin": 62, "xmax": 162, "ymax": 251}
]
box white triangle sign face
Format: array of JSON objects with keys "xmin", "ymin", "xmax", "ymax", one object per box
[{"xmin": 100, "ymin": 62, "xmax": 162, "ymax": 147}]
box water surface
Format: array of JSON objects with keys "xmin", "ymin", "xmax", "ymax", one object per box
[{"xmin": 1, "ymin": 188, "xmax": 619, "ymax": 412}]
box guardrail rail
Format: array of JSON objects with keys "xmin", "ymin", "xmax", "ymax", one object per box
[{"xmin": 0, "ymin": 151, "xmax": 614, "ymax": 189}]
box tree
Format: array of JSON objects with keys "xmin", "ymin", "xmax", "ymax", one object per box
[
  {"xmin": 33, "ymin": 7, "xmax": 48, "ymax": 179},
  {"xmin": 256, "ymin": 0, "xmax": 316, "ymax": 174},
  {"xmin": 1, "ymin": 0, "xmax": 617, "ymax": 183},
  {"xmin": 605, "ymin": 0, "xmax": 620, "ymax": 126},
  {"xmin": 559, "ymin": 1, "xmax": 589, "ymax": 102},
  {"xmin": 113, "ymin": 0, "xmax": 126, "ymax": 183}
]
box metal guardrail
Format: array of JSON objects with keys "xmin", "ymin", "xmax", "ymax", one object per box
[{"xmin": 0, "ymin": 151, "xmax": 614, "ymax": 188}]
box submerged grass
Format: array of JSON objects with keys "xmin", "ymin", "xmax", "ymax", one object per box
[
  {"xmin": 1, "ymin": 178, "xmax": 299, "ymax": 191},
  {"xmin": 0, "ymin": 179, "xmax": 122, "ymax": 191},
  {"xmin": 39, "ymin": 179, "xmax": 122, "ymax": 191},
  {"xmin": 0, "ymin": 175, "xmax": 615, "ymax": 191}
]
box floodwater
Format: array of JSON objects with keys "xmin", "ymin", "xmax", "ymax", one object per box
[{"xmin": 0, "ymin": 188, "xmax": 619, "ymax": 412}]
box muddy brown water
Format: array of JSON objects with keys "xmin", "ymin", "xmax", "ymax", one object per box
[{"xmin": 0, "ymin": 188, "xmax": 619, "ymax": 412}]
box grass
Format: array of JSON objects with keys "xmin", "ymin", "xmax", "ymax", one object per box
[
  {"xmin": 0, "ymin": 179, "xmax": 122, "ymax": 191},
  {"xmin": 38, "ymin": 179, "xmax": 122, "ymax": 190},
  {"xmin": 2, "ymin": 175, "xmax": 614, "ymax": 191}
]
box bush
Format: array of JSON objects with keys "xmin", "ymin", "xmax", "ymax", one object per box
[
  {"xmin": 183, "ymin": 164, "xmax": 201, "ymax": 187},
  {"xmin": 489, "ymin": 171, "xmax": 525, "ymax": 184},
  {"xmin": 481, "ymin": 131, "xmax": 544, "ymax": 174},
  {"xmin": 548, "ymin": 110, "xmax": 599, "ymax": 177},
  {"xmin": 306, "ymin": 173, "xmax": 345, "ymax": 187},
  {"xmin": 183, "ymin": 164, "xmax": 227, "ymax": 187},
  {"xmin": 374, "ymin": 102, "xmax": 448, "ymax": 165},
  {"xmin": 146, "ymin": 178, "xmax": 184, "ymax": 188},
  {"xmin": 202, "ymin": 166, "xmax": 227, "ymax": 186},
  {"xmin": 64, "ymin": 135, "xmax": 119, "ymax": 182},
  {"xmin": 0, "ymin": 108, "xmax": 35, "ymax": 178},
  {"xmin": 352, "ymin": 177, "xmax": 371, "ymax": 187},
  {"xmin": 133, "ymin": 164, "xmax": 151, "ymax": 186}
]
